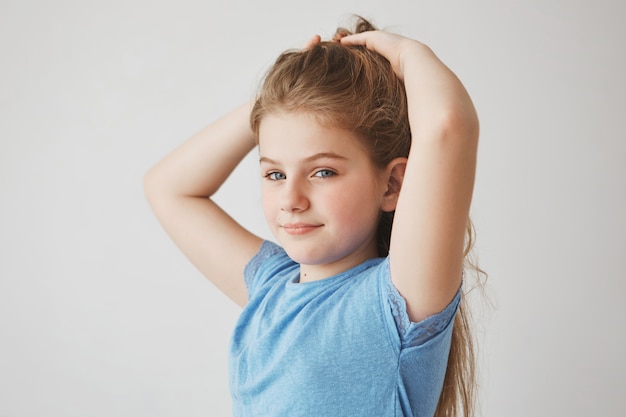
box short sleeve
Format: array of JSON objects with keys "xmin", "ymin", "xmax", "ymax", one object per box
[
  {"xmin": 243, "ymin": 240, "xmax": 292, "ymax": 298},
  {"xmin": 383, "ymin": 259, "xmax": 461, "ymax": 349}
]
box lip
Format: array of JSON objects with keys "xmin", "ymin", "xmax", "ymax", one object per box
[{"xmin": 281, "ymin": 223, "xmax": 323, "ymax": 236}]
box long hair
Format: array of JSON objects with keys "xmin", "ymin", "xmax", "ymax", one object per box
[{"xmin": 251, "ymin": 17, "xmax": 485, "ymax": 417}]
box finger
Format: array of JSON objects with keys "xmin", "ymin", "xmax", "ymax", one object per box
[
  {"xmin": 339, "ymin": 32, "xmax": 371, "ymax": 47},
  {"xmin": 332, "ymin": 29, "xmax": 350, "ymax": 42},
  {"xmin": 303, "ymin": 34, "xmax": 321, "ymax": 50}
]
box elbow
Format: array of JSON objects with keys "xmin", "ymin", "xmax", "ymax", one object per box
[
  {"xmin": 143, "ymin": 167, "xmax": 179, "ymax": 220},
  {"xmin": 446, "ymin": 97, "xmax": 478, "ymax": 134},
  {"xmin": 143, "ymin": 165, "xmax": 166, "ymax": 206},
  {"xmin": 431, "ymin": 103, "xmax": 479, "ymax": 148},
  {"xmin": 143, "ymin": 168, "xmax": 158, "ymax": 205}
]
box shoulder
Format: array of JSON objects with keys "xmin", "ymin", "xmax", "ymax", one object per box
[
  {"xmin": 244, "ymin": 241, "xmax": 296, "ymax": 296},
  {"xmin": 371, "ymin": 258, "xmax": 461, "ymax": 349}
]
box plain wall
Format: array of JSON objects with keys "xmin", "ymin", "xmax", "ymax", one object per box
[{"xmin": 1, "ymin": 0, "xmax": 624, "ymax": 416}]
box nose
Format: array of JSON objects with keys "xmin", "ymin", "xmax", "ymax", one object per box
[{"xmin": 280, "ymin": 179, "xmax": 309, "ymax": 212}]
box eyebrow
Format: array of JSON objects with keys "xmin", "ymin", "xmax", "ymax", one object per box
[{"xmin": 259, "ymin": 152, "xmax": 349, "ymax": 165}]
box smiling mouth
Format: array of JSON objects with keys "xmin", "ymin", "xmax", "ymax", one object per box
[{"xmin": 281, "ymin": 223, "xmax": 323, "ymax": 235}]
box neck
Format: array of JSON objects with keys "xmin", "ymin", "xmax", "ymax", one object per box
[{"xmin": 298, "ymin": 247, "xmax": 379, "ymax": 283}]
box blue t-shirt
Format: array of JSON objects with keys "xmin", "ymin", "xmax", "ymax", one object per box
[{"xmin": 229, "ymin": 241, "xmax": 460, "ymax": 417}]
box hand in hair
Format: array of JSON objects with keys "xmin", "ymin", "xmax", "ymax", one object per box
[
  {"xmin": 341, "ymin": 29, "xmax": 476, "ymax": 131},
  {"xmin": 340, "ymin": 30, "xmax": 433, "ymax": 81}
]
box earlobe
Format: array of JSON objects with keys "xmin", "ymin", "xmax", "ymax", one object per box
[{"xmin": 381, "ymin": 157, "xmax": 407, "ymax": 212}]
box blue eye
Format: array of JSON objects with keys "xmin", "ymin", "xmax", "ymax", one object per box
[
  {"xmin": 314, "ymin": 169, "xmax": 335, "ymax": 178},
  {"xmin": 266, "ymin": 171, "xmax": 286, "ymax": 181}
]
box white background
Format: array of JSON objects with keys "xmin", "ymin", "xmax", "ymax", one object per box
[{"xmin": 1, "ymin": 0, "xmax": 624, "ymax": 416}]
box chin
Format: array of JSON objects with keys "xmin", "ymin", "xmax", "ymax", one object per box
[{"xmin": 280, "ymin": 244, "xmax": 335, "ymax": 266}]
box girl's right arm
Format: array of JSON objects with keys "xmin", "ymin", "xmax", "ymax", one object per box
[{"xmin": 143, "ymin": 102, "xmax": 263, "ymax": 307}]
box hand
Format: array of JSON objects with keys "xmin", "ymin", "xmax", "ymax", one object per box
[
  {"xmin": 303, "ymin": 30, "xmax": 347, "ymax": 50},
  {"xmin": 340, "ymin": 31, "xmax": 431, "ymax": 81},
  {"xmin": 303, "ymin": 34, "xmax": 321, "ymax": 50},
  {"xmin": 340, "ymin": 30, "xmax": 469, "ymax": 119}
]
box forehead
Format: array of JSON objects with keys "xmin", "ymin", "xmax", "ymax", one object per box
[{"xmin": 258, "ymin": 112, "xmax": 369, "ymax": 159}]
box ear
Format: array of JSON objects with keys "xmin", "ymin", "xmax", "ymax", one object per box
[{"xmin": 380, "ymin": 157, "xmax": 407, "ymax": 212}]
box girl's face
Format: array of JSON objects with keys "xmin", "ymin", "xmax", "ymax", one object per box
[{"xmin": 259, "ymin": 112, "xmax": 389, "ymax": 280}]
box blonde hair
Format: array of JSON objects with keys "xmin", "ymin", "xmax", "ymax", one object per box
[{"xmin": 251, "ymin": 17, "xmax": 485, "ymax": 417}]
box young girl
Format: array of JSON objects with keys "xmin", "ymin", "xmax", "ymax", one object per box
[{"xmin": 145, "ymin": 17, "xmax": 480, "ymax": 417}]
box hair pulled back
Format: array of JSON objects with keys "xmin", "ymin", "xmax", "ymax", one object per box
[{"xmin": 251, "ymin": 17, "xmax": 482, "ymax": 417}]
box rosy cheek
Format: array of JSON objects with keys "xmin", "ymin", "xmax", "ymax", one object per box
[
  {"xmin": 334, "ymin": 186, "xmax": 380, "ymax": 219},
  {"xmin": 260, "ymin": 192, "xmax": 276, "ymax": 217},
  {"xmin": 325, "ymin": 191, "xmax": 358, "ymax": 217}
]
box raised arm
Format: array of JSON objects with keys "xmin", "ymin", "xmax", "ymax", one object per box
[
  {"xmin": 342, "ymin": 32, "xmax": 479, "ymax": 322},
  {"xmin": 143, "ymin": 103, "xmax": 263, "ymax": 307}
]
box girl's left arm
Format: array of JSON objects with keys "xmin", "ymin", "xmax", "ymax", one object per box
[{"xmin": 342, "ymin": 32, "xmax": 479, "ymax": 322}]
